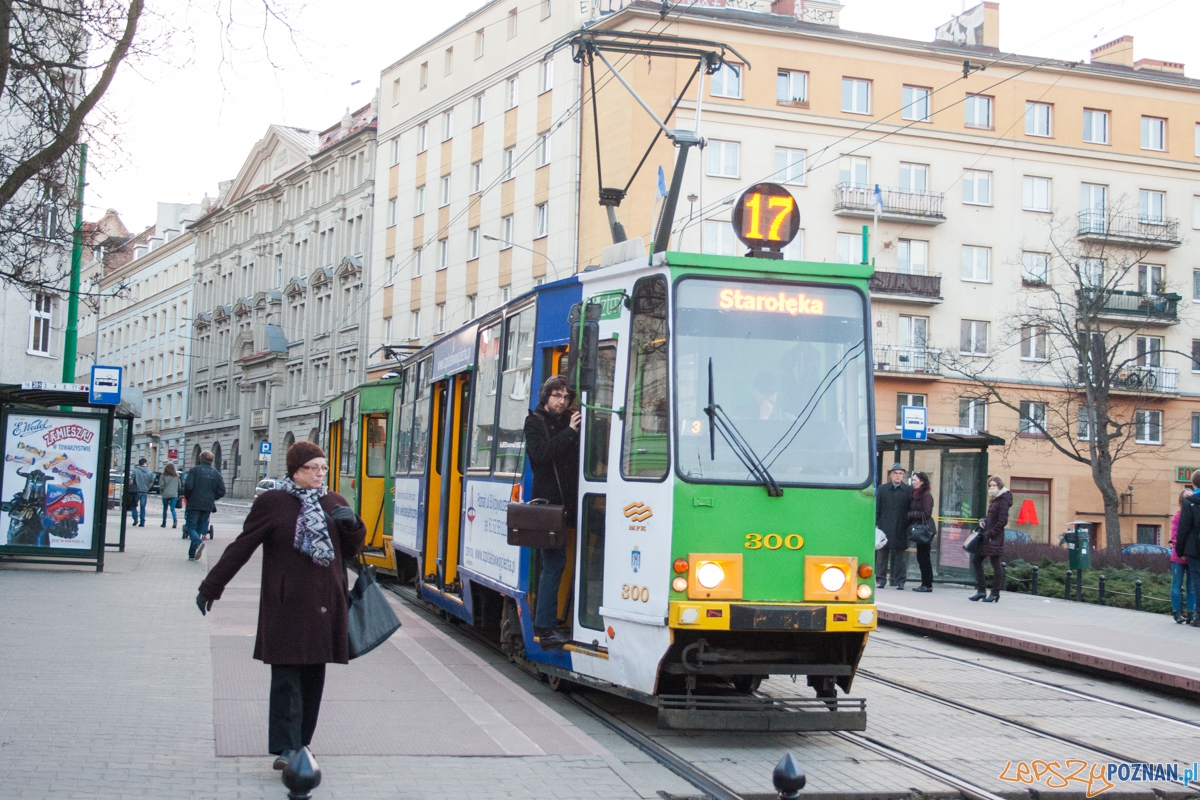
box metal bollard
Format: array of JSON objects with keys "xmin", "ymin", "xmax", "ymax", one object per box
[
  {"xmin": 1064, "ymin": 569, "xmax": 1072, "ymax": 600},
  {"xmin": 1000, "ymin": 561, "xmax": 1006, "ymax": 591},
  {"xmin": 1098, "ymin": 575, "xmax": 1106, "ymax": 605},
  {"xmin": 1135, "ymin": 580, "xmax": 1143, "ymax": 612},
  {"xmin": 1031, "ymin": 565, "xmax": 1039, "ymax": 596},
  {"xmin": 1076, "ymin": 569, "xmax": 1083, "ymax": 603},
  {"xmin": 282, "ymin": 747, "xmax": 322, "ymax": 800},
  {"xmin": 773, "ymin": 752, "xmax": 807, "ymax": 800}
]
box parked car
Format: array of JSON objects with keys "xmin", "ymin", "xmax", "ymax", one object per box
[
  {"xmin": 107, "ymin": 470, "xmax": 124, "ymax": 509},
  {"xmin": 1004, "ymin": 528, "xmax": 1033, "ymax": 544},
  {"xmin": 149, "ymin": 472, "xmax": 161, "ymax": 494},
  {"xmin": 254, "ymin": 478, "xmax": 278, "ymax": 498},
  {"xmin": 1122, "ymin": 543, "xmax": 1170, "ymax": 555}
]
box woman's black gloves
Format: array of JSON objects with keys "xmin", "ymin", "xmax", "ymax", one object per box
[{"xmin": 196, "ymin": 593, "xmax": 214, "ymax": 615}]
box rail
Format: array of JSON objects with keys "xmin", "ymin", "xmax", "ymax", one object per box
[
  {"xmin": 1003, "ymin": 563, "xmax": 1170, "ymax": 613},
  {"xmin": 1077, "ymin": 210, "xmax": 1181, "ymax": 247},
  {"xmin": 1076, "ymin": 287, "xmax": 1180, "ymax": 323},
  {"xmin": 868, "ymin": 270, "xmax": 942, "ymax": 300},
  {"xmin": 833, "ymin": 184, "xmax": 946, "ymax": 223},
  {"xmin": 873, "ymin": 344, "xmax": 942, "ymax": 375}
]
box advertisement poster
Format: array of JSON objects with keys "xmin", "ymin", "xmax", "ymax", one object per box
[
  {"xmin": 392, "ymin": 477, "xmax": 423, "ymax": 554},
  {"xmin": 937, "ymin": 521, "xmax": 975, "ymax": 570},
  {"xmin": 1, "ymin": 413, "xmax": 101, "ymax": 550},
  {"xmin": 460, "ymin": 479, "xmax": 521, "ymax": 589}
]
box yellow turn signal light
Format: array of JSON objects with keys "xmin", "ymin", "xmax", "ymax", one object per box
[
  {"xmin": 858, "ymin": 564, "xmax": 873, "ymax": 579},
  {"xmin": 673, "ymin": 558, "xmax": 690, "ymax": 574}
]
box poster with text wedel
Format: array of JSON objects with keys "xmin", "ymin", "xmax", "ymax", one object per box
[{"xmin": 1, "ymin": 414, "xmax": 100, "ymax": 550}]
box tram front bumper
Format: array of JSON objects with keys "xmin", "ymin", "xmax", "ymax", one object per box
[{"xmin": 668, "ymin": 601, "xmax": 877, "ymax": 632}]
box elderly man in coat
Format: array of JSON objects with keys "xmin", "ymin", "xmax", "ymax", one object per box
[{"xmin": 875, "ymin": 463, "xmax": 912, "ymax": 589}]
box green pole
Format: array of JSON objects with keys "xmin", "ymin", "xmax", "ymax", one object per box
[
  {"xmin": 861, "ymin": 224, "xmax": 869, "ymax": 266},
  {"xmin": 62, "ymin": 143, "xmax": 87, "ymax": 383}
]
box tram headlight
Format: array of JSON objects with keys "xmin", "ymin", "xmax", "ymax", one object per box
[
  {"xmin": 820, "ymin": 566, "xmax": 847, "ymax": 592},
  {"xmin": 696, "ymin": 562, "xmax": 725, "ymax": 589},
  {"xmin": 857, "ymin": 583, "xmax": 873, "ymax": 600}
]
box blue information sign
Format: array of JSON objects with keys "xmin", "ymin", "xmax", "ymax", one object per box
[
  {"xmin": 89, "ymin": 366, "xmax": 122, "ymax": 406},
  {"xmin": 900, "ymin": 405, "xmax": 928, "ymax": 441}
]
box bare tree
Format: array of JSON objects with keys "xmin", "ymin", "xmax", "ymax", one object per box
[{"xmin": 943, "ymin": 200, "xmax": 1185, "ymax": 552}]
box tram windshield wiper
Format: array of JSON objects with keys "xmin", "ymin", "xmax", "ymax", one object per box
[{"xmin": 704, "ymin": 357, "xmax": 783, "ymax": 498}]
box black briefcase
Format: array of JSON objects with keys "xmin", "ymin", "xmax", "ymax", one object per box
[{"xmin": 506, "ymin": 499, "xmax": 568, "ymax": 548}]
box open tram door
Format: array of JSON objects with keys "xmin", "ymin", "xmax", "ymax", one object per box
[
  {"xmin": 359, "ymin": 409, "xmax": 396, "ymax": 573},
  {"xmin": 327, "ymin": 418, "xmax": 343, "ymax": 493}
]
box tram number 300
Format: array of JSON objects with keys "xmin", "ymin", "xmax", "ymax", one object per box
[
  {"xmin": 621, "ymin": 584, "xmax": 650, "ymax": 603},
  {"xmin": 744, "ymin": 533, "xmax": 804, "ymax": 550}
]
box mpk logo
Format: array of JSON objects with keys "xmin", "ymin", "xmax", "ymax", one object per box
[{"xmin": 623, "ymin": 502, "xmax": 653, "ymax": 522}]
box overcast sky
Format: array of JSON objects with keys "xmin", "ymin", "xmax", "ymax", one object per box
[{"xmin": 91, "ymin": 0, "xmax": 1196, "ymax": 231}]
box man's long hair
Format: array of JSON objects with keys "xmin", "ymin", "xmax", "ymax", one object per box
[{"xmin": 538, "ymin": 375, "xmax": 576, "ymax": 410}]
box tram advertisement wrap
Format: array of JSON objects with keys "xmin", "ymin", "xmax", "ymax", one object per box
[
  {"xmin": 392, "ymin": 477, "xmax": 422, "ymax": 554},
  {"xmin": 461, "ymin": 479, "xmax": 520, "ymax": 589},
  {"xmin": 1, "ymin": 413, "xmax": 100, "ymax": 550}
]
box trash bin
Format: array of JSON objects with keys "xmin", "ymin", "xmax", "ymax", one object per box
[{"xmin": 1065, "ymin": 525, "xmax": 1091, "ymax": 570}]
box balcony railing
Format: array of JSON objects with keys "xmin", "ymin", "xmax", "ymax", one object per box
[
  {"xmin": 873, "ymin": 345, "xmax": 942, "ymax": 376},
  {"xmin": 250, "ymin": 407, "xmax": 269, "ymax": 429},
  {"xmin": 869, "ymin": 270, "xmax": 942, "ymax": 301},
  {"xmin": 1078, "ymin": 365, "xmax": 1178, "ymax": 394},
  {"xmin": 1077, "ymin": 288, "xmax": 1179, "ymax": 324},
  {"xmin": 834, "ymin": 184, "xmax": 946, "ymax": 224},
  {"xmin": 1077, "ymin": 210, "xmax": 1180, "ymax": 249}
]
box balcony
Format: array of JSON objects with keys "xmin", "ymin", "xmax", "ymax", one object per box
[
  {"xmin": 1078, "ymin": 365, "xmax": 1178, "ymax": 394},
  {"xmin": 1077, "ymin": 288, "xmax": 1180, "ymax": 325},
  {"xmin": 833, "ymin": 184, "xmax": 946, "ymax": 225},
  {"xmin": 143, "ymin": 419, "xmax": 161, "ymax": 437},
  {"xmin": 869, "ymin": 270, "xmax": 942, "ymax": 304},
  {"xmin": 250, "ymin": 407, "xmax": 269, "ymax": 429},
  {"xmin": 1076, "ymin": 210, "xmax": 1180, "ymax": 249},
  {"xmin": 873, "ymin": 345, "xmax": 943, "ymax": 377}
]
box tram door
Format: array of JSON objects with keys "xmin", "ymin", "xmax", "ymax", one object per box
[
  {"xmin": 327, "ymin": 421, "xmax": 343, "ymax": 493},
  {"xmin": 421, "ymin": 373, "xmax": 471, "ymax": 595},
  {"xmin": 360, "ymin": 415, "xmax": 395, "ymax": 570}
]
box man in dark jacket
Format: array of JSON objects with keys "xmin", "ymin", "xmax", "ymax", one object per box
[
  {"xmin": 183, "ymin": 450, "xmax": 226, "ymax": 561},
  {"xmin": 875, "ymin": 463, "xmax": 912, "ymax": 589},
  {"xmin": 523, "ymin": 375, "xmax": 580, "ymax": 649},
  {"xmin": 1175, "ymin": 472, "xmax": 1200, "ymax": 626},
  {"xmin": 129, "ymin": 458, "xmax": 154, "ymax": 527}
]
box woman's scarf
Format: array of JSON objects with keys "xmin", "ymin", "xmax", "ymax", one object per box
[{"xmin": 279, "ymin": 477, "xmax": 335, "ymax": 567}]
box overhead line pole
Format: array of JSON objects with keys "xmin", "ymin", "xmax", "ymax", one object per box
[{"xmin": 62, "ymin": 143, "xmax": 88, "ymax": 383}]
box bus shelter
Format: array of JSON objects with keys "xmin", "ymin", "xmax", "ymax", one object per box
[{"xmin": 875, "ymin": 429, "xmax": 1005, "ymax": 584}]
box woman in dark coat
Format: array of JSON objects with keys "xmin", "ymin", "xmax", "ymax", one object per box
[
  {"xmin": 907, "ymin": 471, "xmax": 935, "ymax": 592},
  {"xmin": 195, "ymin": 441, "xmax": 365, "ymax": 769},
  {"xmin": 970, "ymin": 475, "xmax": 1011, "ymax": 603}
]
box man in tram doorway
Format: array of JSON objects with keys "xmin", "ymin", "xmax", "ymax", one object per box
[
  {"xmin": 876, "ymin": 463, "xmax": 912, "ymax": 589},
  {"xmin": 524, "ymin": 375, "xmax": 580, "ymax": 649}
]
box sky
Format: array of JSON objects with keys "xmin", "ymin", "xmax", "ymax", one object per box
[{"xmin": 90, "ymin": 0, "xmax": 1198, "ymax": 232}]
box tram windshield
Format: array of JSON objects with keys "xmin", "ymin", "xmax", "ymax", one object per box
[{"xmin": 675, "ymin": 278, "xmax": 871, "ymax": 488}]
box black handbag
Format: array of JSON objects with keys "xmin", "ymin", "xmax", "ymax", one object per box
[
  {"xmin": 346, "ymin": 564, "xmax": 402, "ymax": 659},
  {"xmin": 909, "ymin": 521, "xmax": 934, "ymax": 546},
  {"xmin": 506, "ymin": 415, "xmax": 570, "ymax": 548},
  {"xmin": 963, "ymin": 527, "xmax": 984, "ymax": 554}
]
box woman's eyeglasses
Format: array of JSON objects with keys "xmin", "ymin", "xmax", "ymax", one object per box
[{"xmin": 302, "ymin": 464, "xmax": 330, "ymax": 473}]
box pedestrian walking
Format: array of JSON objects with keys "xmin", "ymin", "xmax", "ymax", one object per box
[
  {"xmin": 969, "ymin": 475, "xmax": 1011, "ymax": 603},
  {"xmin": 1169, "ymin": 487, "xmax": 1191, "ymax": 624},
  {"xmin": 183, "ymin": 450, "xmax": 225, "ymax": 561},
  {"xmin": 907, "ymin": 471, "xmax": 935, "ymax": 592},
  {"xmin": 1173, "ymin": 471, "xmax": 1200, "ymax": 627},
  {"xmin": 129, "ymin": 458, "xmax": 154, "ymax": 527},
  {"xmin": 159, "ymin": 463, "xmax": 180, "ymax": 528},
  {"xmin": 194, "ymin": 441, "xmax": 365, "ymax": 771},
  {"xmin": 524, "ymin": 375, "xmax": 580, "ymax": 649},
  {"xmin": 875, "ymin": 463, "xmax": 911, "ymax": 589}
]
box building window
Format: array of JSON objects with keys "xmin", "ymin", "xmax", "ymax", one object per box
[
  {"xmin": 1083, "ymin": 109, "xmax": 1109, "ymax": 144},
  {"xmin": 438, "ymin": 238, "xmax": 448, "ymax": 271},
  {"xmin": 540, "ymin": 57, "xmax": 554, "ymax": 93},
  {"xmin": 1194, "ymin": 270, "xmax": 1200, "ymax": 302},
  {"xmin": 1022, "ymin": 252, "xmax": 1049, "ymax": 285},
  {"xmin": 419, "ymin": 61, "xmax": 428, "ymax": 89},
  {"xmin": 535, "ymin": 203, "xmax": 548, "ymax": 238},
  {"xmin": 838, "ymin": 156, "xmax": 869, "ymax": 188},
  {"xmin": 897, "ymin": 239, "xmax": 927, "ymax": 275},
  {"xmin": 702, "ymin": 220, "xmax": 737, "ymax": 256},
  {"xmin": 898, "ymin": 314, "xmax": 928, "ymax": 350},
  {"xmin": 965, "ymin": 94, "xmax": 993, "ymax": 128},
  {"xmin": 1022, "ymin": 176, "xmax": 1051, "ymax": 212},
  {"xmin": 473, "ymin": 94, "xmax": 485, "ymax": 126},
  {"xmin": 902, "ymin": 85, "xmax": 931, "ymax": 122},
  {"xmin": 1137, "ymin": 263, "xmax": 1164, "ymax": 296},
  {"xmin": 469, "ymin": 227, "xmax": 480, "ymax": 259},
  {"xmin": 1019, "ymin": 401, "xmax": 1046, "ymax": 436},
  {"xmin": 1077, "ymin": 406, "xmax": 1096, "ymax": 441},
  {"xmin": 962, "ymin": 170, "xmax": 991, "ymax": 205},
  {"xmin": 1020, "ymin": 325, "xmax": 1048, "ymax": 360},
  {"xmin": 1139, "ymin": 190, "xmax": 1166, "ymax": 224},
  {"xmin": 836, "ymin": 232, "xmax": 862, "ymax": 264},
  {"xmin": 411, "ymin": 309, "xmax": 421, "ymax": 340},
  {"xmin": 385, "ymin": 256, "xmax": 395, "ymax": 283},
  {"xmin": 959, "ymin": 398, "xmax": 987, "ymax": 430},
  {"xmin": 1192, "ymin": 412, "xmax": 1200, "ymax": 446},
  {"xmin": 391, "ymin": 77, "xmax": 401, "ymax": 105},
  {"xmin": 961, "ymin": 245, "xmax": 991, "ymax": 283},
  {"xmin": 706, "ymin": 139, "xmax": 739, "ymax": 178},
  {"xmin": 475, "ymin": 29, "xmax": 485, "ymax": 59},
  {"xmin": 541, "ymin": 0, "xmax": 551, "ymax": 18},
  {"xmin": 711, "ymin": 63, "xmax": 742, "ymax": 98},
  {"xmin": 506, "ymin": 76, "xmax": 519, "ymax": 109},
  {"xmin": 960, "ymin": 319, "xmax": 989, "ymax": 356},
  {"xmin": 444, "ymin": 47, "xmax": 453, "ymax": 76},
  {"xmin": 537, "ymin": 131, "xmax": 551, "ymax": 166},
  {"xmin": 413, "ymin": 247, "xmax": 423, "ymax": 277},
  {"xmin": 1136, "ymin": 336, "xmax": 1163, "ymax": 372},
  {"xmin": 1141, "ymin": 116, "xmax": 1167, "ymax": 151},
  {"xmin": 436, "ymin": 303, "xmax": 446, "ymax": 334},
  {"xmin": 387, "ymin": 198, "xmax": 397, "ymax": 226},
  {"xmin": 443, "ymin": 110, "xmax": 453, "ymax": 141},
  {"xmin": 501, "ymin": 285, "xmax": 511, "ymax": 302},
  {"xmin": 1025, "ymin": 101, "xmax": 1052, "ymax": 137},
  {"xmin": 899, "ymin": 162, "xmax": 928, "ymax": 194},
  {"xmin": 895, "ymin": 393, "xmax": 926, "ymax": 428},
  {"xmin": 414, "ymin": 185, "xmax": 425, "ymax": 215},
  {"xmin": 774, "ymin": 147, "xmax": 806, "ymax": 185},
  {"xmin": 1137, "ymin": 525, "xmax": 1162, "ymax": 545},
  {"xmin": 440, "ymin": 175, "xmax": 451, "ymax": 207},
  {"xmin": 783, "ymin": 229, "xmax": 804, "ymax": 261},
  {"xmin": 28, "ymin": 294, "xmax": 52, "ymax": 354},
  {"xmin": 471, "ymin": 161, "xmax": 482, "ymax": 193},
  {"xmin": 468, "ymin": 294, "xmax": 478, "ymax": 319},
  {"xmin": 501, "ymin": 215, "xmax": 514, "ymax": 247},
  {"xmin": 1135, "ymin": 409, "xmax": 1163, "ymax": 444},
  {"xmin": 417, "ymin": 123, "xmax": 428, "ymax": 152},
  {"xmin": 502, "ymin": 147, "xmax": 515, "ymax": 180},
  {"xmin": 841, "ymin": 77, "xmax": 870, "ymax": 114},
  {"xmin": 1193, "ymin": 196, "xmax": 1200, "ymax": 230},
  {"xmin": 507, "ymin": 7, "xmax": 517, "ymax": 38},
  {"xmin": 777, "ymin": 70, "xmax": 808, "ymax": 104}
]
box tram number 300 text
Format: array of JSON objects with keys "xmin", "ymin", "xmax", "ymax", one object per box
[
  {"xmin": 621, "ymin": 584, "xmax": 650, "ymax": 603},
  {"xmin": 744, "ymin": 533, "xmax": 804, "ymax": 550}
]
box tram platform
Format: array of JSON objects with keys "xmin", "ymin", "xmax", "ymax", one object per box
[{"xmin": 876, "ymin": 586, "xmax": 1200, "ymax": 698}]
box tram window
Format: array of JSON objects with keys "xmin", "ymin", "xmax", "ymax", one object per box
[
  {"xmin": 469, "ymin": 322, "xmax": 502, "ymax": 470},
  {"xmin": 579, "ymin": 494, "xmax": 606, "ymax": 631},
  {"xmin": 411, "ymin": 360, "xmax": 432, "ymax": 475},
  {"xmin": 394, "ymin": 370, "xmax": 414, "ymax": 475},
  {"xmin": 584, "ymin": 342, "xmax": 617, "ymax": 482},
  {"xmin": 341, "ymin": 394, "xmax": 358, "ymax": 476},
  {"xmin": 366, "ymin": 417, "xmax": 388, "ymax": 477},
  {"xmin": 457, "ymin": 376, "xmax": 472, "ymax": 475},
  {"xmin": 495, "ymin": 305, "xmax": 536, "ymax": 475},
  {"xmin": 621, "ymin": 275, "xmax": 670, "ymax": 480}
]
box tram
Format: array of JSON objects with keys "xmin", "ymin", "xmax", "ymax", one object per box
[{"xmin": 325, "ymin": 184, "xmax": 878, "ymax": 729}]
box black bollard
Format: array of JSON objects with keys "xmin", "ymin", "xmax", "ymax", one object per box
[
  {"xmin": 1031, "ymin": 565, "xmax": 1039, "ymax": 596},
  {"xmin": 282, "ymin": 747, "xmax": 322, "ymax": 800},
  {"xmin": 773, "ymin": 752, "xmax": 806, "ymax": 800},
  {"xmin": 1064, "ymin": 569, "xmax": 1072, "ymax": 600},
  {"xmin": 1098, "ymin": 575, "xmax": 1106, "ymax": 605},
  {"xmin": 1135, "ymin": 580, "xmax": 1143, "ymax": 612}
]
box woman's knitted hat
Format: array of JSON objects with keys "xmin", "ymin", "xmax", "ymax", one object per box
[{"xmin": 286, "ymin": 440, "xmax": 327, "ymax": 478}]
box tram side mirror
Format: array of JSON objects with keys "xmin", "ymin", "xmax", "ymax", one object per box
[{"xmin": 565, "ymin": 302, "xmax": 600, "ymax": 396}]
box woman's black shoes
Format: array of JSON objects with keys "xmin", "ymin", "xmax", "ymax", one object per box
[
  {"xmin": 912, "ymin": 585, "xmax": 932, "ymax": 593},
  {"xmin": 982, "ymin": 592, "xmax": 999, "ymax": 603},
  {"xmin": 968, "ymin": 591, "xmax": 986, "ymax": 601}
]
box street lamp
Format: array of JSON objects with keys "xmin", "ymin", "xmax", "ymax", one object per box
[{"xmin": 482, "ymin": 234, "xmax": 561, "ymax": 281}]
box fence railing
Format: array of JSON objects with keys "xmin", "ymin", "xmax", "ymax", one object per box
[
  {"xmin": 833, "ymin": 184, "xmax": 946, "ymax": 222},
  {"xmin": 873, "ymin": 344, "xmax": 942, "ymax": 375},
  {"xmin": 1076, "ymin": 288, "xmax": 1179, "ymax": 322},
  {"xmin": 868, "ymin": 270, "xmax": 942, "ymax": 299},
  {"xmin": 1077, "ymin": 210, "xmax": 1181, "ymax": 247}
]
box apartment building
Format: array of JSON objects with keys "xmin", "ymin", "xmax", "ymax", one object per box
[
  {"xmin": 186, "ymin": 104, "xmax": 376, "ymax": 497},
  {"xmin": 74, "ymin": 209, "xmax": 133, "ymax": 383},
  {"xmin": 96, "ymin": 202, "xmax": 202, "ymax": 470},
  {"xmin": 574, "ymin": 0, "xmax": 1200, "ymax": 546},
  {"xmin": 368, "ymin": 0, "xmax": 586, "ymax": 370}
]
